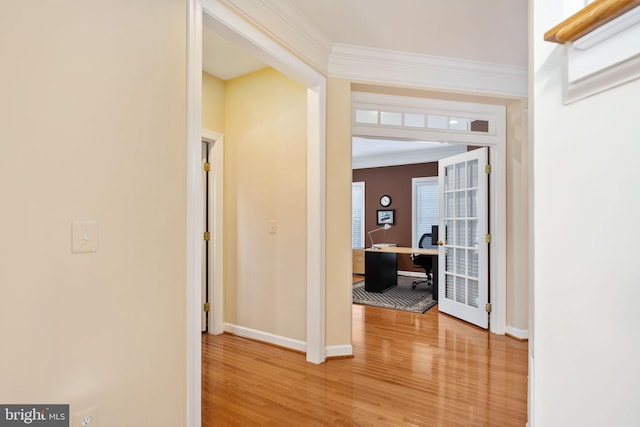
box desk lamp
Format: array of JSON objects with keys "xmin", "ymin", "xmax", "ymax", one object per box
[{"xmin": 367, "ymin": 224, "xmax": 392, "ymax": 248}]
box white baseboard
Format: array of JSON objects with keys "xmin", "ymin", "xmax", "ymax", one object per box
[
  {"xmin": 505, "ymin": 325, "xmax": 529, "ymax": 340},
  {"xmin": 223, "ymin": 323, "xmax": 355, "ymax": 361},
  {"xmin": 325, "ymin": 344, "xmax": 353, "ymax": 358},
  {"xmin": 223, "ymin": 323, "xmax": 307, "ymax": 352}
]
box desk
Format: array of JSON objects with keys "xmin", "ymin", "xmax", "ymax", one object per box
[{"xmin": 364, "ymin": 247, "xmax": 439, "ymax": 300}]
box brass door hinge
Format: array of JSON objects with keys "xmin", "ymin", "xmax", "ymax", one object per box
[
  {"xmin": 486, "ymin": 303, "xmax": 492, "ymax": 313},
  {"xmin": 204, "ymin": 302, "xmax": 210, "ymax": 312},
  {"xmin": 203, "ymin": 232, "xmax": 211, "ymax": 241},
  {"xmin": 203, "ymin": 162, "xmax": 211, "ymax": 172},
  {"xmin": 485, "ymin": 234, "xmax": 492, "ymax": 243},
  {"xmin": 485, "ymin": 164, "xmax": 492, "ymax": 174}
]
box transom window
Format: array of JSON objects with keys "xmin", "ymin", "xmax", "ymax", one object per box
[{"xmin": 355, "ymin": 109, "xmax": 489, "ymax": 133}]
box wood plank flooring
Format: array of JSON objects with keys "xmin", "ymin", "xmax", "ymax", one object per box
[{"xmin": 202, "ymin": 284, "xmax": 528, "ymax": 426}]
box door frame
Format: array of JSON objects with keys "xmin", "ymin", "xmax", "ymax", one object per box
[
  {"xmin": 351, "ymin": 93, "xmax": 507, "ymax": 335},
  {"xmin": 187, "ymin": 0, "xmax": 327, "ymax": 424},
  {"xmin": 202, "ymin": 129, "xmax": 224, "ymax": 335}
]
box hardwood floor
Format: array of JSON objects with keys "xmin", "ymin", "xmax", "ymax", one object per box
[{"xmin": 202, "ymin": 296, "xmax": 528, "ymax": 426}]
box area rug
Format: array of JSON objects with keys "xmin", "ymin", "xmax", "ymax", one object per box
[{"xmin": 352, "ymin": 276, "xmax": 437, "ymax": 314}]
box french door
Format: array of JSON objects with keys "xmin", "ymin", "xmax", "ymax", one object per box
[{"xmin": 438, "ymin": 147, "xmax": 489, "ymax": 329}]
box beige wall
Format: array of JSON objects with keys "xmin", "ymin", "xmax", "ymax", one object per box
[
  {"xmin": 223, "ymin": 68, "xmax": 308, "ymax": 340},
  {"xmin": 202, "ymin": 71, "xmax": 225, "ymax": 132},
  {"xmin": 506, "ymin": 99, "xmax": 529, "ymax": 332},
  {"xmin": 325, "ymin": 78, "xmax": 354, "ymax": 347},
  {"xmin": 0, "ymin": 1, "xmax": 186, "ymax": 425}
]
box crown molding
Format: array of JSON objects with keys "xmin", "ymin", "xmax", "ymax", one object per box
[
  {"xmin": 219, "ymin": 1, "xmax": 527, "ymax": 97},
  {"xmin": 221, "ymin": 0, "xmax": 332, "ymax": 75},
  {"xmin": 330, "ymin": 44, "xmax": 528, "ymax": 98}
]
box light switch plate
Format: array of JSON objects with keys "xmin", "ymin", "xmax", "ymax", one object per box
[{"xmin": 72, "ymin": 220, "xmax": 98, "ymax": 253}]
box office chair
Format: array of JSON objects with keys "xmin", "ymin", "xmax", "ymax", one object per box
[{"xmin": 411, "ymin": 233, "xmax": 435, "ymax": 289}]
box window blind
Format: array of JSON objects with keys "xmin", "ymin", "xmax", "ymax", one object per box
[
  {"xmin": 352, "ymin": 182, "xmax": 365, "ymax": 248},
  {"xmin": 413, "ymin": 177, "xmax": 439, "ymax": 246}
]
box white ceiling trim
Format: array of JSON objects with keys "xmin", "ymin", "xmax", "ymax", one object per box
[
  {"xmin": 352, "ymin": 144, "xmax": 467, "ymax": 169},
  {"xmin": 331, "ymin": 43, "xmax": 528, "ymax": 97},
  {"xmin": 219, "ymin": 0, "xmax": 527, "ymax": 97},
  {"xmin": 223, "ymin": 0, "xmax": 332, "ymax": 75}
]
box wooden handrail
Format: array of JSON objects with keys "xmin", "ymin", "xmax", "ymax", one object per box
[{"xmin": 545, "ymin": 0, "xmax": 640, "ymax": 44}]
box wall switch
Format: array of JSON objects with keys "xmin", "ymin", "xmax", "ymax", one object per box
[
  {"xmin": 72, "ymin": 220, "xmax": 98, "ymax": 253},
  {"xmin": 73, "ymin": 405, "xmax": 99, "ymax": 427},
  {"xmin": 269, "ymin": 220, "xmax": 277, "ymax": 234}
]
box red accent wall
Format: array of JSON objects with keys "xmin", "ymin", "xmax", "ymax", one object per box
[{"xmin": 353, "ymin": 162, "xmax": 437, "ymax": 271}]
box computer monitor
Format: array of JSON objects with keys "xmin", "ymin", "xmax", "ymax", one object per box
[{"xmin": 431, "ymin": 225, "xmax": 439, "ymax": 246}]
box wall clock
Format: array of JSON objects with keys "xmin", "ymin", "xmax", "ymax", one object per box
[{"xmin": 379, "ymin": 195, "xmax": 391, "ymax": 207}]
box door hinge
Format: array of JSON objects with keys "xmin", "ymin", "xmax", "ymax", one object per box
[
  {"xmin": 485, "ymin": 234, "xmax": 492, "ymax": 243},
  {"xmin": 203, "ymin": 232, "xmax": 211, "ymax": 241},
  {"xmin": 204, "ymin": 302, "xmax": 210, "ymax": 312},
  {"xmin": 485, "ymin": 164, "xmax": 492, "ymax": 174},
  {"xmin": 486, "ymin": 303, "xmax": 492, "ymax": 313},
  {"xmin": 203, "ymin": 162, "xmax": 211, "ymax": 172}
]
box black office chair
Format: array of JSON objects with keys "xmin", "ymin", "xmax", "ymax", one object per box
[{"xmin": 411, "ymin": 233, "xmax": 435, "ymax": 289}]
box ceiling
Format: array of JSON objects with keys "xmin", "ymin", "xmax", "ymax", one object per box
[
  {"xmin": 202, "ymin": 26, "xmax": 266, "ymax": 81},
  {"xmin": 202, "ymin": 0, "xmax": 528, "ymax": 167},
  {"xmin": 291, "ymin": 0, "xmax": 528, "ymax": 67}
]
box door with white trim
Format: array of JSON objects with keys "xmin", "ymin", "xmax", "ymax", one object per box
[{"xmin": 438, "ymin": 147, "xmax": 489, "ymax": 329}]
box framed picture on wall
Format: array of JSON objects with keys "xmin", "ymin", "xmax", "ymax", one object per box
[{"xmin": 376, "ymin": 209, "xmax": 395, "ymax": 226}]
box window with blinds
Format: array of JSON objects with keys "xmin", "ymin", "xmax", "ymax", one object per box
[
  {"xmin": 352, "ymin": 182, "xmax": 365, "ymax": 248},
  {"xmin": 412, "ymin": 177, "xmax": 439, "ymax": 247}
]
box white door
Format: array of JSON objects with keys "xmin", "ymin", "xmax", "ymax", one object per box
[{"xmin": 438, "ymin": 147, "xmax": 489, "ymax": 329}]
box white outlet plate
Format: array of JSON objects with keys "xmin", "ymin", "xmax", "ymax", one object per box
[
  {"xmin": 72, "ymin": 220, "xmax": 98, "ymax": 253},
  {"xmin": 73, "ymin": 405, "xmax": 99, "ymax": 427}
]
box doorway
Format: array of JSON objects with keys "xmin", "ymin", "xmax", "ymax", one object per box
[
  {"xmin": 187, "ymin": 0, "xmax": 327, "ymax": 423},
  {"xmin": 350, "ymin": 91, "xmax": 507, "ymax": 332}
]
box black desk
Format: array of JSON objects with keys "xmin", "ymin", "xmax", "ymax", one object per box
[{"xmin": 364, "ymin": 247, "xmax": 439, "ymax": 300}]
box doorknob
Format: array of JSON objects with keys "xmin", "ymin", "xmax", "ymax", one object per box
[{"xmin": 437, "ymin": 240, "xmax": 444, "ymax": 246}]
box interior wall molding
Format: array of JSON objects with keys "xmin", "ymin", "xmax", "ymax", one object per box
[
  {"xmin": 222, "ymin": 1, "xmax": 527, "ymax": 98},
  {"xmin": 325, "ymin": 344, "xmax": 353, "ymax": 359},
  {"xmin": 330, "ymin": 43, "xmax": 528, "ymax": 98},
  {"xmin": 564, "ymin": 5, "xmax": 640, "ymax": 103},
  {"xmin": 505, "ymin": 325, "xmax": 529, "ymax": 340},
  {"xmin": 221, "ymin": 0, "xmax": 332, "ymax": 75},
  {"xmin": 224, "ymin": 323, "xmax": 307, "ymax": 353}
]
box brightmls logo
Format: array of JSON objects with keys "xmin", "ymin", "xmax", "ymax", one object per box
[{"xmin": 0, "ymin": 405, "xmax": 68, "ymax": 426}]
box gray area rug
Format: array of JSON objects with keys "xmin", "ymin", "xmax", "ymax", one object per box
[{"xmin": 352, "ymin": 276, "xmax": 437, "ymax": 314}]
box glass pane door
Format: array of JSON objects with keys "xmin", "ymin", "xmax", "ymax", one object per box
[{"xmin": 438, "ymin": 148, "xmax": 489, "ymax": 329}]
